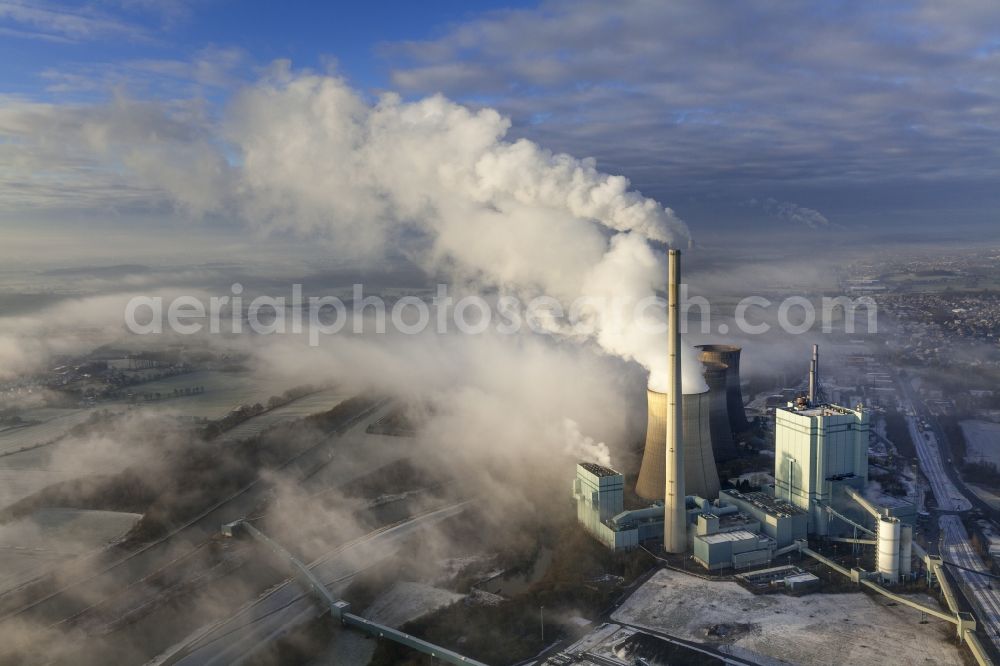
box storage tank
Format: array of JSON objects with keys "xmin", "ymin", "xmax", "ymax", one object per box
[
  {"xmin": 899, "ymin": 523, "xmax": 913, "ymax": 576},
  {"xmin": 702, "ymin": 361, "xmax": 739, "ymax": 461},
  {"xmin": 696, "ymin": 344, "xmax": 751, "ymax": 434},
  {"xmin": 636, "ymin": 388, "xmax": 720, "ymax": 501},
  {"xmin": 877, "ymin": 516, "xmax": 901, "ymax": 583}
]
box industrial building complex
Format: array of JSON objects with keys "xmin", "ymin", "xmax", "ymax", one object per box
[
  {"xmin": 572, "ymin": 250, "xmax": 993, "ymax": 665},
  {"xmin": 572, "ymin": 253, "xmax": 917, "ymax": 577},
  {"xmin": 580, "ymin": 257, "xmax": 878, "ymax": 567},
  {"xmin": 573, "ymin": 343, "xmax": 918, "ymax": 578}
]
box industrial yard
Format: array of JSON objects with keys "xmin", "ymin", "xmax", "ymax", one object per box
[{"xmin": 612, "ymin": 568, "xmax": 964, "ymax": 666}]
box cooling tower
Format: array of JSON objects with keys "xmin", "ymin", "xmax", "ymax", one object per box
[
  {"xmin": 635, "ymin": 388, "xmax": 721, "ymax": 501},
  {"xmin": 702, "ymin": 361, "xmax": 740, "ymax": 462},
  {"xmin": 696, "ymin": 344, "xmax": 751, "ymax": 434}
]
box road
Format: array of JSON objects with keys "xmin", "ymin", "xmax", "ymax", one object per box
[{"xmin": 159, "ymin": 501, "xmax": 472, "ymax": 665}]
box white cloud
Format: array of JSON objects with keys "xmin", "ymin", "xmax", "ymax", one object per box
[
  {"xmin": 382, "ymin": 0, "xmax": 1000, "ymax": 207},
  {"xmin": 0, "ymin": 69, "xmax": 708, "ymax": 391},
  {"xmin": 0, "ymin": 0, "xmax": 146, "ymax": 43}
]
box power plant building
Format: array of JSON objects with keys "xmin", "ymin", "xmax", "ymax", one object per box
[
  {"xmin": 773, "ymin": 402, "xmax": 869, "ymax": 534},
  {"xmin": 574, "ymin": 462, "xmax": 801, "ymax": 571},
  {"xmin": 693, "ymin": 529, "xmax": 774, "ymax": 572},
  {"xmin": 577, "ymin": 336, "xmax": 920, "ymax": 581},
  {"xmin": 572, "ymin": 463, "xmax": 633, "ymax": 550},
  {"xmin": 718, "ymin": 489, "xmax": 808, "ymax": 548}
]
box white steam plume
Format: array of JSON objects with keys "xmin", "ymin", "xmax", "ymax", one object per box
[
  {"xmin": 561, "ymin": 418, "xmax": 612, "ymax": 468},
  {"xmin": 146, "ymin": 68, "xmax": 706, "ymax": 391}
]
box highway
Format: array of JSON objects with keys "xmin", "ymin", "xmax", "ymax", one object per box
[
  {"xmin": 941, "ymin": 515, "xmax": 1000, "ymax": 642},
  {"xmin": 897, "ymin": 376, "xmax": 1000, "ymax": 656},
  {"xmin": 157, "ymin": 501, "xmax": 472, "ymax": 665},
  {"xmin": 906, "ymin": 414, "xmax": 971, "ymax": 512}
]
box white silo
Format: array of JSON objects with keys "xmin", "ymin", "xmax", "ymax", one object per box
[
  {"xmin": 900, "ymin": 523, "xmax": 913, "ymax": 576},
  {"xmin": 877, "ymin": 516, "xmax": 901, "ymax": 583}
]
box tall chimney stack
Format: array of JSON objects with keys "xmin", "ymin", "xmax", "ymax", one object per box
[
  {"xmin": 664, "ymin": 249, "xmax": 686, "ymax": 553},
  {"xmin": 808, "ymin": 344, "xmax": 819, "ymax": 405}
]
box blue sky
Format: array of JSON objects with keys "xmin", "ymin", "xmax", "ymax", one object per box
[
  {"xmin": 0, "ymin": 2, "xmax": 532, "ymax": 98},
  {"xmin": 2, "ymin": 0, "xmax": 1000, "ymax": 246}
]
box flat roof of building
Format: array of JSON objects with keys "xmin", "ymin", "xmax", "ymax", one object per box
[
  {"xmin": 579, "ymin": 462, "xmax": 620, "ymax": 477},
  {"xmin": 779, "ymin": 403, "xmax": 859, "ymax": 417},
  {"xmin": 718, "ymin": 513, "xmax": 758, "ymax": 529},
  {"xmin": 700, "ymin": 529, "xmax": 762, "ymax": 544},
  {"xmin": 722, "ymin": 489, "xmax": 808, "ymax": 517}
]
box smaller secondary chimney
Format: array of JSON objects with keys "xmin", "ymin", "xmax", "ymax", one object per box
[{"xmin": 808, "ymin": 344, "xmax": 819, "ymax": 405}]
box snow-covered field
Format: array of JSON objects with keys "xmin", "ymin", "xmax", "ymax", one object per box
[
  {"xmin": 364, "ymin": 581, "xmax": 465, "ymax": 628},
  {"xmin": 612, "ymin": 568, "xmax": 962, "ymax": 666},
  {"xmin": 214, "ymin": 389, "xmax": 347, "ymax": 444},
  {"xmin": 311, "ymin": 582, "xmax": 465, "ymax": 666},
  {"xmin": 968, "ymin": 483, "xmax": 1000, "ymax": 511},
  {"xmin": 0, "ymin": 508, "xmax": 141, "ymax": 594},
  {"xmin": 0, "ymin": 408, "xmax": 94, "ymax": 455},
  {"xmin": 132, "ymin": 369, "xmax": 297, "ymax": 420},
  {"xmin": 0, "ymin": 468, "xmax": 75, "ymax": 510},
  {"xmin": 961, "ymin": 420, "xmax": 1000, "ymax": 468}
]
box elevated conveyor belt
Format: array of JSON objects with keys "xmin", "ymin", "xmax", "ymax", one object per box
[
  {"xmin": 827, "ymin": 537, "xmax": 877, "ymax": 546},
  {"xmin": 223, "ymin": 519, "xmax": 487, "ymax": 666},
  {"xmin": 801, "ymin": 545, "xmax": 954, "ymax": 624},
  {"xmin": 799, "ymin": 543, "xmax": 992, "ymax": 664},
  {"xmin": 845, "ymin": 487, "xmax": 884, "ymax": 520},
  {"xmin": 818, "ymin": 502, "xmax": 875, "ymax": 537}
]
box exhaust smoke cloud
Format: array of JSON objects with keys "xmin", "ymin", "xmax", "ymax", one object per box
[{"xmin": 148, "ymin": 68, "xmax": 708, "ymax": 392}]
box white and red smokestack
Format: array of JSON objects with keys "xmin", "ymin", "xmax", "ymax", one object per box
[{"xmin": 664, "ymin": 249, "xmax": 686, "ymax": 553}]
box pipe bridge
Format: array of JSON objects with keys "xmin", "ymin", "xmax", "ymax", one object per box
[
  {"xmin": 222, "ymin": 519, "xmax": 488, "ymax": 666},
  {"xmin": 818, "ymin": 501, "xmax": 876, "ymax": 537}
]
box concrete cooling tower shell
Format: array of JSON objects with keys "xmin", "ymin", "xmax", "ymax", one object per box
[
  {"xmin": 635, "ymin": 388, "xmax": 721, "ymax": 501},
  {"xmin": 702, "ymin": 361, "xmax": 740, "ymax": 462},
  {"xmin": 697, "ymin": 344, "xmax": 751, "ymax": 434}
]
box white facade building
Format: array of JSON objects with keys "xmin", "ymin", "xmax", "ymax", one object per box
[{"xmin": 774, "ymin": 403, "xmax": 869, "ymax": 534}]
